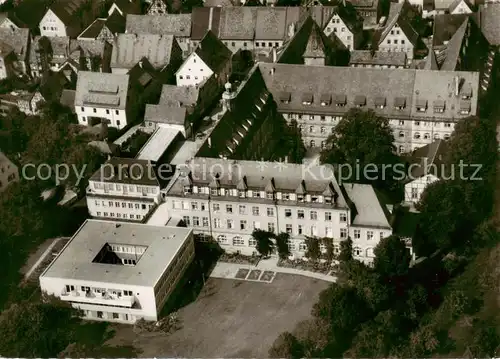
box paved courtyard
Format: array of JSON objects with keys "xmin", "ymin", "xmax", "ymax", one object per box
[{"xmin": 107, "ymin": 274, "xmax": 329, "ymax": 357}]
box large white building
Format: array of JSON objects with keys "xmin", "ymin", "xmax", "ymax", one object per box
[
  {"xmin": 163, "ymin": 158, "xmax": 395, "ymax": 264},
  {"xmin": 86, "ymin": 157, "xmax": 168, "ymax": 222},
  {"xmin": 40, "ymin": 220, "xmax": 195, "ymax": 323},
  {"xmin": 258, "ymin": 63, "xmax": 479, "ymax": 154},
  {"xmin": 75, "ymin": 71, "xmax": 130, "ymax": 129}
]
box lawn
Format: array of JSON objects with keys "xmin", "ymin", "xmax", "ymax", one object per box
[{"xmin": 107, "ymin": 274, "xmax": 330, "ymax": 357}]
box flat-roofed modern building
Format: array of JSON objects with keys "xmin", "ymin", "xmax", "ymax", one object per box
[
  {"xmin": 163, "ymin": 157, "xmax": 395, "ymax": 264},
  {"xmin": 40, "ymin": 220, "xmax": 195, "ymax": 323}
]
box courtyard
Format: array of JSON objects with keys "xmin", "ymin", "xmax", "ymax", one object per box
[{"xmin": 107, "ymin": 274, "xmax": 330, "ymax": 357}]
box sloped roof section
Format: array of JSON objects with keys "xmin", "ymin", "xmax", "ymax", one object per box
[
  {"xmin": 125, "ymin": 14, "xmax": 191, "ymax": 37},
  {"xmin": 194, "ymin": 30, "xmax": 232, "ymax": 73}
]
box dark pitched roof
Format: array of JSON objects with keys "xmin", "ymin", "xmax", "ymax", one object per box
[
  {"xmin": 79, "ymin": 18, "xmax": 106, "ymax": 39},
  {"xmin": 439, "ymin": 18, "xmax": 468, "ymax": 71},
  {"xmin": 393, "ymin": 207, "xmax": 420, "ymax": 239},
  {"xmin": 191, "ymin": 7, "xmax": 222, "ymax": 40},
  {"xmin": 38, "ymin": 70, "xmax": 70, "ymax": 101},
  {"xmin": 194, "ymin": 30, "xmax": 232, "ymax": 73},
  {"xmin": 105, "ymin": 10, "xmax": 126, "ymax": 34},
  {"xmin": 476, "ymin": 4, "xmax": 500, "ymax": 46},
  {"xmin": 432, "ymin": 13, "xmax": 469, "ymax": 47},
  {"xmin": 408, "ymin": 139, "xmax": 448, "ymax": 178},
  {"xmin": 379, "ymin": 2, "xmax": 418, "ymax": 46},
  {"xmin": 303, "ymin": 21, "xmax": 327, "ymax": 58},
  {"xmin": 50, "ymin": 0, "xmax": 86, "ymax": 25}
]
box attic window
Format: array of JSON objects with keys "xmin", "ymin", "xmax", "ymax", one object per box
[
  {"xmin": 320, "ymin": 93, "xmax": 331, "ymax": 106},
  {"xmin": 354, "ymin": 95, "xmax": 366, "ymax": 107},
  {"xmin": 416, "ymin": 99, "xmax": 427, "ymax": 112},
  {"xmin": 279, "ymin": 91, "xmax": 291, "ymax": 104},
  {"xmin": 433, "ymin": 99, "xmax": 445, "ymax": 113},
  {"xmin": 374, "ymin": 96, "xmax": 386, "ymax": 108},
  {"xmin": 302, "ymin": 93, "xmax": 313, "ymax": 105},
  {"xmin": 394, "ymin": 97, "xmax": 406, "ymax": 110},
  {"xmin": 334, "ymin": 94, "xmax": 346, "ymax": 107},
  {"xmin": 183, "ymin": 185, "xmax": 192, "ymax": 194},
  {"xmin": 460, "ymin": 100, "xmax": 471, "ymax": 115}
]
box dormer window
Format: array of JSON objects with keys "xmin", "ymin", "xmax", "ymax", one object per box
[
  {"xmin": 302, "ymin": 92, "xmax": 313, "ymax": 105},
  {"xmin": 461, "ymin": 84, "xmax": 472, "ymax": 99},
  {"xmin": 297, "ymin": 194, "xmax": 304, "ymax": 202},
  {"xmin": 183, "ymin": 185, "xmax": 192, "ymax": 194},
  {"xmin": 325, "ymin": 196, "xmax": 332, "ymax": 204},
  {"xmin": 311, "ymin": 196, "xmax": 319, "ymax": 203},
  {"xmin": 460, "ymin": 100, "xmax": 471, "ymax": 115},
  {"xmin": 334, "ymin": 94, "xmax": 346, "ymax": 107},
  {"xmin": 238, "ymin": 190, "xmax": 245, "ymax": 198},
  {"xmin": 433, "ymin": 99, "xmax": 445, "ymax": 113},
  {"xmin": 279, "ymin": 91, "xmax": 291, "ymax": 104},
  {"xmin": 394, "ymin": 97, "xmax": 406, "ymax": 110},
  {"xmin": 416, "ymin": 99, "xmax": 427, "ymax": 113},
  {"xmin": 282, "ymin": 192, "xmax": 290, "ymax": 200},
  {"xmin": 210, "ymin": 188, "xmax": 219, "ymax": 196},
  {"xmin": 354, "ymin": 95, "xmax": 366, "ymax": 107},
  {"xmin": 266, "ymin": 192, "xmax": 274, "ymax": 200},
  {"xmin": 374, "ymin": 96, "xmax": 386, "ymax": 109},
  {"xmin": 320, "ymin": 93, "xmax": 331, "ymax": 106}
]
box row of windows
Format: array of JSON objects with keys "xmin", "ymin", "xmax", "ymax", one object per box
[
  {"xmin": 95, "ymin": 212, "xmax": 142, "ymax": 220},
  {"xmin": 94, "ymin": 200, "xmax": 153, "ymax": 211},
  {"xmin": 386, "ymin": 38, "xmax": 406, "ymax": 45},
  {"xmin": 215, "ymin": 235, "xmax": 376, "ymax": 257},
  {"xmin": 398, "ymin": 131, "xmax": 451, "ymax": 140},
  {"xmin": 93, "ymin": 182, "xmax": 158, "ymax": 194},
  {"xmin": 109, "ymin": 244, "xmax": 146, "ymax": 255},
  {"xmin": 174, "ymin": 201, "xmax": 346, "ymax": 221},
  {"xmin": 81, "ymin": 117, "xmax": 120, "ymax": 126},
  {"xmin": 64, "ymin": 285, "xmax": 134, "ymax": 297},
  {"xmin": 81, "ymin": 107, "xmax": 120, "ymax": 115},
  {"xmin": 42, "ymin": 26, "xmax": 58, "ymax": 31}
]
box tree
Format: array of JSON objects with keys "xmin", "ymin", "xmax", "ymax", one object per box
[
  {"xmin": 305, "ymin": 237, "xmax": 320, "ymax": 261},
  {"xmin": 374, "ymin": 235, "xmax": 411, "ymax": 279},
  {"xmin": 26, "ymin": 118, "xmax": 71, "ymax": 166},
  {"xmin": 416, "ymin": 181, "xmax": 469, "ymax": 254},
  {"xmin": 61, "ymin": 143, "xmax": 105, "ymax": 191},
  {"xmin": 269, "ymin": 332, "xmax": 304, "ymax": 358},
  {"xmin": 320, "ymin": 109, "xmax": 399, "ymax": 186},
  {"xmin": 322, "ymin": 237, "xmax": 334, "ymax": 262},
  {"xmin": 252, "ymin": 229, "xmax": 274, "ymax": 257},
  {"xmin": 292, "ymin": 318, "xmax": 332, "ymax": 357},
  {"xmin": 338, "ymin": 238, "xmax": 353, "ymax": 262},
  {"xmin": 0, "ymin": 300, "xmax": 80, "ymax": 357},
  {"xmin": 275, "ymin": 232, "xmax": 290, "ymax": 259},
  {"xmin": 284, "ymin": 119, "xmax": 306, "ymax": 163}
]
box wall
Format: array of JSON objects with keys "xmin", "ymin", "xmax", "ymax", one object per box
[
  {"xmin": 404, "ymin": 174, "xmax": 439, "ymax": 203},
  {"xmin": 0, "ymin": 160, "xmax": 19, "ymax": 192},
  {"xmin": 323, "ymin": 15, "xmax": 356, "ymax": 50},
  {"xmin": 76, "ymin": 105, "xmax": 127, "ymax": 129},
  {"xmin": 40, "ymin": 10, "xmax": 67, "ymax": 37},
  {"xmin": 176, "ymin": 52, "xmax": 214, "ymax": 87},
  {"xmin": 378, "ymin": 23, "xmax": 414, "ymax": 60}
]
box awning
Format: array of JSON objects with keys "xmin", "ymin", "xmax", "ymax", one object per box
[
  {"xmin": 301, "ymin": 92, "xmax": 313, "ymax": 103},
  {"xmin": 354, "ymin": 95, "xmax": 366, "ymax": 106},
  {"xmin": 374, "ymin": 96, "xmax": 386, "ymax": 107},
  {"xmin": 394, "ymin": 97, "xmax": 406, "ymax": 108},
  {"xmin": 334, "ymin": 94, "xmax": 346, "ymax": 105},
  {"xmin": 320, "ymin": 93, "xmax": 331, "ymax": 104},
  {"xmin": 433, "ymin": 99, "xmax": 445, "ymax": 109},
  {"xmin": 279, "ymin": 91, "xmax": 291, "ymax": 102},
  {"xmin": 460, "ymin": 100, "xmax": 471, "ymax": 111},
  {"xmin": 416, "ymin": 99, "xmax": 427, "ymax": 108}
]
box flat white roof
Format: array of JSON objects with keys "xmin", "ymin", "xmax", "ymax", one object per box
[
  {"xmin": 41, "ymin": 219, "xmax": 192, "ymax": 287},
  {"xmin": 113, "ymin": 124, "xmax": 142, "ymax": 146},
  {"xmin": 146, "ymin": 202, "xmax": 171, "ymax": 226},
  {"xmin": 136, "ymin": 127, "xmax": 180, "ymax": 162}
]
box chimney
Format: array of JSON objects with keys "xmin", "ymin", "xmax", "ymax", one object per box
[
  {"xmin": 272, "ymin": 47, "xmax": 277, "ymax": 62},
  {"xmin": 270, "ymin": 67, "xmax": 275, "ymax": 75},
  {"xmin": 208, "ymin": 136, "xmax": 212, "ymax": 147},
  {"xmin": 139, "ymin": 60, "xmax": 143, "ymax": 68},
  {"xmin": 288, "ymin": 23, "xmax": 295, "ymax": 38},
  {"xmin": 455, "ymin": 75, "xmax": 459, "ymax": 96},
  {"xmin": 342, "ymin": 0, "xmax": 345, "ymax": 5}
]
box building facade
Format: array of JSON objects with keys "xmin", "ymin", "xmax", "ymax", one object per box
[
  {"xmin": 0, "ymin": 151, "xmax": 19, "ymax": 192},
  {"xmin": 40, "ymin": 220, "xmax": 194, "ymax": 323},
  {"xmin": 86, "ymin": 157, "xmax": 164, "ymax": 222},
  {"xmin": 163, "ymin": 158, "xmax": 393, "ymax": 264},
  {"xmin": 258, "ymin": 63, "xmax": 479, "ymax": 154}
]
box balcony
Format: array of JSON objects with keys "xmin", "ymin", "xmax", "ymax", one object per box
[{"xmin": 60, "ymin": 290, "xmax": 135, "ymax": 308}]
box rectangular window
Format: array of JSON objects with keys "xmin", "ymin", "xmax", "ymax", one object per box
[
  {"xmin": 202, "ymin": 217, "xmax": 209, "ymax": 227},
  {"xmin": 239, "ymin": 205, "xmax": 246, "ymax": 215},
  {"xmin": 191, "ymin": 202, "xmax": 198, "ymax": 210},
  {"xmin": 267, "ymin": 207, "xmax": 274, "ymax": 216},
  {"xmin": 310, "ymin": 211, "xmax": 318, "ymax": 220},
  {"xmin": 182, "ymin": 216, "xmax": 190, "ymax": 225},
  {"xmin": 213, "ymin": 203, "xmax": 220, "ymax": 211},
  {"xmin": 227, "ymin": 219, "xmax": 234, "ymax": 229},
  {"xmin": 286, "ymin": 224, "xmax": 292, "ymax": 234},
  {"xmin": 325, "ymin": 212, "xmax": 332, "ymax": 221},
  {"xmin": 268, "ymin": 222, "xmax": 275, "ymax": 233},
  {"xmin": 354, "ymin": 229, "xmax": 361, "ymax": 239},
  {"xmin": 340, "ymin": 213, "xmax": 347, "ymax": 222},
  {"xmin": 367, "ymin": 231, "xmax": 374, "ymax": 240},
  {"xmin": 285, "ymin": 209, "xmax": 292, "ymax": 217},
  {"xmin": 240, "ymin": 220, "xmax": 247, "ymax": 230},
  {"xmin": 340, "ymin": 228, "xmax": 347, "ymax": 238},
  {"xmin": 226, "ymin": 204, "xmax": 233, "ymax": 213},
  {"xmin": 248, "ymin": 238, "xmax": 256, "ymax": 246},
  {"xmin": 252, "ymin": 206, "xmax": 259, "ymax": 215},
  {"xmin": 193, "ymin": 216, "xmax": 200, "ymax": 226},
  {"xmin": 298, "ymin": 225, "xmax": 303, "ymax": 234}
]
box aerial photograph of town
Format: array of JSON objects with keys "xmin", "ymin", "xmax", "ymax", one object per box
[{"xmin": 0, "ymin": 0, "xmax": 498, "ymax": 356}]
